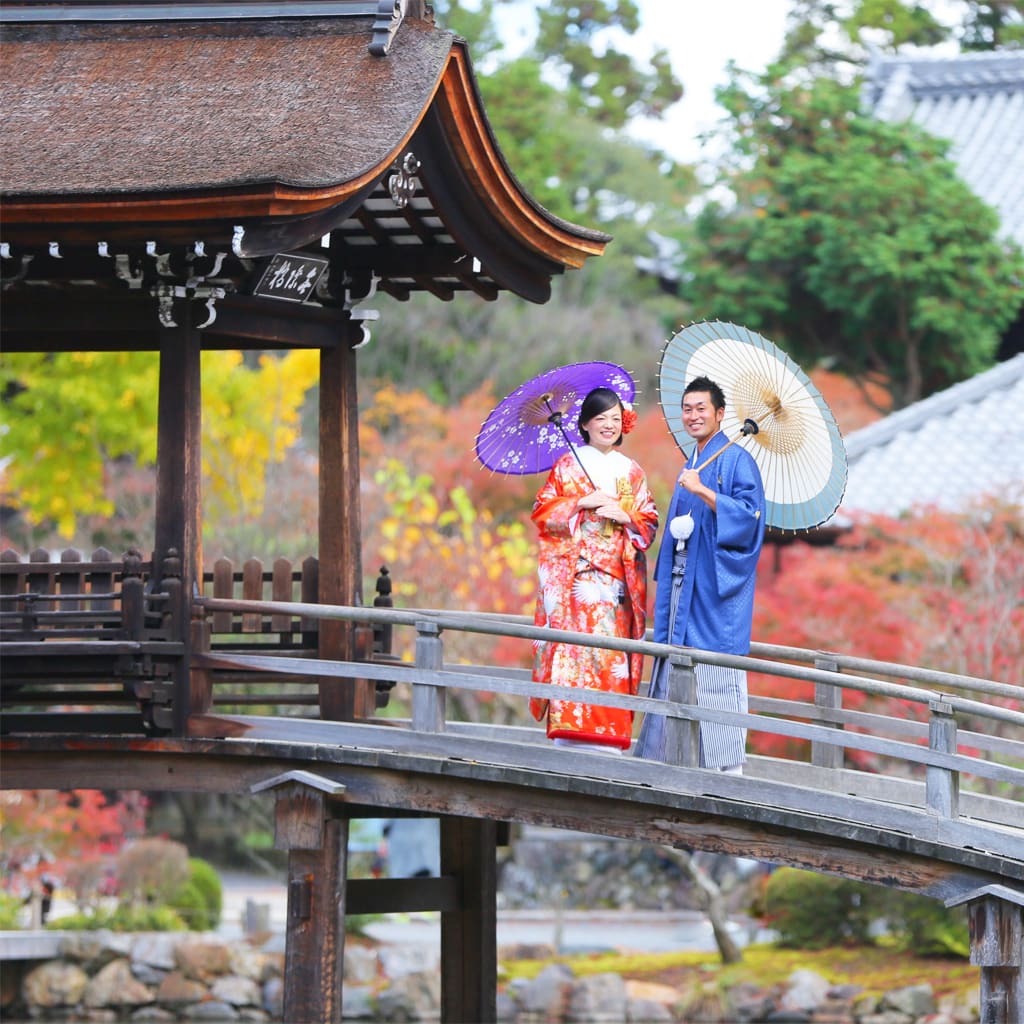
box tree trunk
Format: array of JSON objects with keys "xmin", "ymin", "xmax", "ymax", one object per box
[{"xmin": 660, "ymin": 846, "xmax": 743, "ymax": 964}]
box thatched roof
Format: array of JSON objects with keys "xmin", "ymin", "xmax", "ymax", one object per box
[{"xmin": 1, "ymin": 3, "xmax": 609, "ymax": 313}]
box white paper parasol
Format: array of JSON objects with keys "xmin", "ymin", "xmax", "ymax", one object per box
[{"xmin": 659, "ymin": 320, "xmax": 848, "ymax": 532}]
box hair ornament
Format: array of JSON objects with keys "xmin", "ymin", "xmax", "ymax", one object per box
[{"xmin": 620, "ymin": 401, "xmax": 637, "ymax": 435}]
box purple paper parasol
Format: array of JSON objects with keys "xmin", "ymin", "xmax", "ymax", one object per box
[{"xmin": 474, "ymin": 361, "xmax": 637, "ymax": 477}]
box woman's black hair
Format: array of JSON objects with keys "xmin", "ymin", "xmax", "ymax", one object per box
[{"xmin": 577, "ymin": 386, "xmax": 624, "ymax": 447}]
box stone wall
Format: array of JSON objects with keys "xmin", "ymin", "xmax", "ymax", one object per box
[
  {"xmin": 1, "ymin": 928, "xmax": 981, "ymax": 1024},
  {"xmin": 1, "ymin": 931, "xmax": 285, "ymax": 1022}
]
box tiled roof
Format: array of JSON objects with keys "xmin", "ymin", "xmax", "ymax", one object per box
[
  {"xmin": 862, "ymin": 50, "xmax": 1024, "ymax": 247},
  {"xmin": 840, "ymin": 353, "xmax": 1024, "ymax": 517}
]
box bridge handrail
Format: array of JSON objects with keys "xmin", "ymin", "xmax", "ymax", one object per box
[
  {"xmin": 194, "ymin": 596, "xmax": 1024, "ymax": 726},
  {"xmin": 351, "ymin": 605, "xmax": 1018, "ymax": 703}
]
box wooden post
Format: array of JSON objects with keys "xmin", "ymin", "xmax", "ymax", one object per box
[
  {"xmin": 154, "ymin": 313, "xmax": 202, "ymax": 735},
  {"xmin": 664, "ymin": 653, "xmax": 699, "ymax": 767},
  {"xmin": 947, "ymin": 885, "xmax": 1024, "ymax": 1024},
  {"xmin": 440, "ymin": 816, "xmax": 497, "ymax": 1024},
  {"xmin": 811, "ymin": 656, "xmax": 844, "ymax": 769},
  {"xmin": 413, "ymin": 621, "xmax": 446, "ymax": 732},
  {"xmin": 252, "ymin": 771, "xmax": 348, "ymax": 1024},
  {"xmin": 927, "ymin": 699, "xmax": 959, "ymax": 819},
  {"xmin": 318, "ymin": 328, "xmax": 373, "ymax": 720}
]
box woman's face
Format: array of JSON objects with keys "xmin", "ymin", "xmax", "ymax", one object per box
[{"xmin": 583, "ymin": 405, "xmax": 622, "ymax": 453}]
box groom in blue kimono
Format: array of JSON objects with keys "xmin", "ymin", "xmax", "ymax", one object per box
[{"xmin": 634, "ymin": 375, "xmax": 765, "ymax": 772}]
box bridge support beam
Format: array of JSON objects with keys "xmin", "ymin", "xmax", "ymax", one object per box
[
  {"xmin": 440, "ymin": 815, "xmax": 498, "ymax": 1023},
  {"xmin": 252, "ymin": 770, "xmax": 349, "ymax": 1024},
  {"xmin": 947, "ymin": 884, "xmax": 1024, "ymax": 1024}
]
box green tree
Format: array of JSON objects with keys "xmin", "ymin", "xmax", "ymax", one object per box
[
  {"xmin": 777, "ymin": 0, "xmax": 949, "ymax": 73},
  {"xmin": 952, "ymin": 1, "xmax": 1024, "ymax": 49},
  {"xmin": 682, "ymin": 72, "xmax": 1023, "ymax": 408},
  {"xmin": 438, "ymin": 0, "xmax": 683, "ymax": 130},
  {"xmin": 0, "ymin": 350, "xmax": 319, "ymax": 544}
]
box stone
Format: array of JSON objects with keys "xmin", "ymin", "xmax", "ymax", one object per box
[
  {"xmin": 625, "ymin": 979, "xmax": 680, "ymax": 1009},
  {"xmin": 518, "ymin": 962, "xmax": 574, "ymax": 1018},
  {"xmin": 495, "ymin": 989, "xmax": 519, "ymax": 1023},
  {"xmin": 881, "ymin": 983, "xmax": 936, "ymax": 1018},
  {"xmin": 156, "ymin": 969, "xmax": 208, "ymax": 1005},
  {"xmin": 780, "ymin": 968, "xmax": 830, "ymax": 1012},
  {"xmin": 340, "ymin": 984, "xmax": 376, "ymax": 1021},
  {"xmin": 627, "ymin": 996, "xmax": 674, "ymax": 1022},
  {"xmin": 209, "ymin": 975, "xmax": 262, "ymax": 1007},
  {"xmin": 182, "ymin": 999, "xmax": 240, "ymax": 1020},
  {"xmin": 130, "ymin": 1007, "xmax": 177, "ymax": 1021},
  {"xmin": 261, "ymin": 975, "xmax": 283, "ymax": 1018},
  {"xmin": 567, "ymin": 973, "xmax": 628, "ymax": 1023},
  {"xmin": 60, "ymin": 930, "xmax": 134, "ymax": 970},
  {"xmin": 176, "ymin": 939, "xmax": 233, "ymax": 982},
  {"xmin": 378, "ymin": 943, "xmax": 437, "ymax": 980},
  {"xmin": 375, "ymin": 970, "xmax": 441, "ymax": 1023},
  {"xmin": 131, "ymin": 934, "xmax": 180, "ymax": 971},
  {"xmin": 131, "ymin": 962, "xmax": 169, "ymax": 986},
  {"xmin": 343, "ymin": 943, "xmax": 380, "ymax": 985},
  {"xmin": 227, "ymin": 944, "xmax": 270, "ymax": 982},
  {"xmin": 83, "ymin": 957, "xmax": 154, "ymax": 1008},
  {"xmin": 21, "ymin": 960, "xmax": 89, "ymax": 1008}
]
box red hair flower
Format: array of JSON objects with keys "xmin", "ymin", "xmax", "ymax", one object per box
[{"xmin": 620, "ymin": 402, "xmax": 637, "ymax": 435}]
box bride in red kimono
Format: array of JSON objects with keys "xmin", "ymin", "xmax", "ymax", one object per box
[{"xmin": 529, "ymin": 386, "xmax": 659, "ymax": 752}]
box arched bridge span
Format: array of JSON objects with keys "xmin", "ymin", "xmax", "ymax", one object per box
[{"xmin": 3, "ymin": 596, "xmax": 1023, "ymax": 1022}]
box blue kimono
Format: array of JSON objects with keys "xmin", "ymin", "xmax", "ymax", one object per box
[{"xmin": 634, "ymin": 430, "xmax": 765, "ymax": 767}]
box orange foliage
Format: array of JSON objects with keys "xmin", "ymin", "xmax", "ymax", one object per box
[
  {"xmin": 808, "ymin": 367, "xmax": 890, "ymax": 434},
  {"xmin": 358, "ymin": 384, "xmax": 1021, "ymax": 750},
  {"xmin": 0, "ymin": 790, "xmax": 146, "ymax": 900}
]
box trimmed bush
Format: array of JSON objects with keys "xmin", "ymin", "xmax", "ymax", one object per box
[
  {"xmin": 48, "ymin": 904, "xmax": 187, "ymax": 931},
  {"xmin": 883, "ymin": 890, "xmax": 970, "ymax": 957},
  {"xmin": 764, "ymin": 867, "xmax": 878, "ymax": 949},
  {"xmin": 0, "ymin": 892, "xmax": 22, "ymax": 929},
  {"xmin": 182, "ymin": 858, "xmax": 223, "ymax": 930},
  {"xmin": 763, "ymin": 867, "xmax": 969, "ymax": 957}
]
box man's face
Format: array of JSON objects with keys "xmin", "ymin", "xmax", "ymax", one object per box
[{"xmin": 681, "ymin": 391, "xmax": 724, "ymax": 444}]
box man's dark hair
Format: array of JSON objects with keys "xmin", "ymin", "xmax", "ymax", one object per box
[
  {"xmin": 683, "ymin": 375, "xmax": 726, "ymax": 412},
  {"xmin": 577, "ymin": 386, "xmax": 624, "ymax": 447}
]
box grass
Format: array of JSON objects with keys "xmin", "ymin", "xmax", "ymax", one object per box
[{"xmin": 498, "ymin": 942, "xmax": 979, "ymax": 1004}]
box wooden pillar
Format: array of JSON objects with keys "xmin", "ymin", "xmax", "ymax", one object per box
[
  {"xmin": 154, "ymin": 312, "xmax": 202, "ymax": 735},
  {"xmin": 947, "ymin": 885, "xmax": 1024, "ymax": 1024},
  {"xmin": 926, "ymin": 699, "xmax": 960, "ymax": 818},
  {"xmin": 440, "ymin": 815, "xmax": 497, "ymax": 1023},
  {"xmin": 664, "ymin": 653, "xmax": 699, "ymax": 767},
  {"xmin": 811, "ymin": 657, "xmax": 844, "ymax": 770},
  {"xmin": 318, "ymin": 327, "xmax": 373, "ymax": 720},
  {"xmin": 252, "ymin": 771, "xmax": 348, "ymax": 1024}
]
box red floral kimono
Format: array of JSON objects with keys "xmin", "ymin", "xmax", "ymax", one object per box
[{"xmin": 529, "ymin": 447, "xmax": 658, "ymax": 749}]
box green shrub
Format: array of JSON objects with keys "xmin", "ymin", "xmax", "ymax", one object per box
[
  {"xmin": 48, "ymin": 904, "xmax": 187, "ymax": 932},
  {"xmin": 763, "ymin": 868, "xmax": 969, "ymax": 958},
  {"xmin": 0, "ymin": 892, "xmax": 23, "ymax": 929},
  {"xmin": 883, "ymin": 891, "xmax": 970, "ymax": 958},
  {"xmin": 170, "ymin": 881, "xmax": 211, "ymax": 931},
  {"xmin": 183, "ymin": 858, "xmax": 222, "ymax": 930},
  {"xmin": 764, "ymin": 867, "xmax": 879, "ymax": 949}
]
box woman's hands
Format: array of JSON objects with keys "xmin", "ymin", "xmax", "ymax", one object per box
[{"xmin": 577, "ymin": 490, "xmax": 631, "ymax": 524}]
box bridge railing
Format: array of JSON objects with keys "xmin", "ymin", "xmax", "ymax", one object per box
[{"xmin": 193, "ymin": 596, "xmax": 1024, "ymax": 837}]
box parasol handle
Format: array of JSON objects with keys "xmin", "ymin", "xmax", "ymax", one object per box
[
  {"xmin": 546, "ymin": 403, "xmax": 598, "ymax": 489},
  {"xmin": 693, "ymin": 418, "xmax": 760, "ymax": 473}
]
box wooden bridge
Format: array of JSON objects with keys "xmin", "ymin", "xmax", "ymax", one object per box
[{"xmin": 2, "ymin": 549, "xmax": 1023, "ymax": 1023}]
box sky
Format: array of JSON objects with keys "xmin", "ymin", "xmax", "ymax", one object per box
[
  {"xmin": 617, "ymin": 0, "xmax": 793, "ymax": 162},
  {"xmin": 491, "ymin": 0, "xmax": 794, "ymax": 164}
]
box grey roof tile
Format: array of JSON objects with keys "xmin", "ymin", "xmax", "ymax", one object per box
[
  {"xmin": 863, "ymin": 50, "xmax": 1024, "ymax": 247},
  {"xmin": 840, "ymin": 354, "xmax": 1024, "ymax": 517}
]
